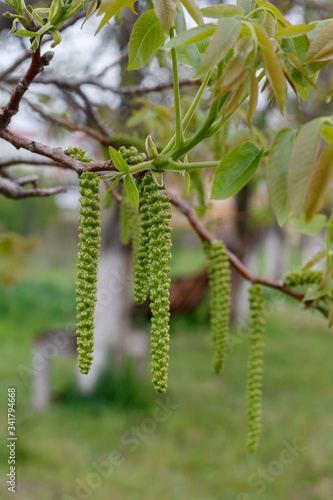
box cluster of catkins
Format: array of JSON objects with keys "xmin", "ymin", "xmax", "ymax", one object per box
[
  {"xmin": 119, "ymin": 145, "xmax": 146, "ymax": 165},
  {"xmin": 246, "ymin": 284, "xmax": 266, "ymax": 452},
  {"xmin": 76, "ymin": 171, "xmax": 101, "ymax": 374},
  {"xmin": 65, "ymin": 145, "xmax": 93, "ymax": 163},
  {"xmin": 284, "ymin": 269, "xmax": 323, "ymax": 287},
  {"xmin": 204, "ymin": 240, "xmax": 231, "ymax": 373},
  {"xmin": 133, "ymin": 172, "xmax": 172, "ymax": 393}
]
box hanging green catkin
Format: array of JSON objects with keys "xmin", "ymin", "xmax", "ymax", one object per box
[
  {"xmin": 284, "ymin": 269, "xmax": 323, "ymax": 288},
  {"xmin": 76, "ymin": 172, "xmax": 101, "ymax": 374},
  {"xmin": 246, "ymin": 284, "xmax": 266, "ymax": 453},
  {"xmin": 204, "ymin": 240, "xmax": 231, "ymax": 374},
  {"xmin": 133, "ymin": 174, "xmax": 154, "ymax": 304},
  {"xmin": 147, "ymin": 178, "xmax": 172, "ymax": 393}
]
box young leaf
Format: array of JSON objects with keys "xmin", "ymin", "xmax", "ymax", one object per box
[
  {"xmin": 210, "ymin": 142, "xmax": 263, "ymax": 200},
  {"xmin": 109, "ymin": 146, "xmax": 129, "ymax": 173},
  {"xmin": 253, "ymin": 24, "xmax": 286, "ymax": 112},
  {"xmin": 128, "ymin": 10, "xmax": 166, "ymax": 70},
  {"xmin": 303, "ymin": 279, "xmax": 333, "ymax": 302},
  {"xmin": 247, "ymin": 72, "xmax": 258, "ymax": 126},
  {"xmin": 322, "ymin": 124, "xmax": 333, "ymax": 142},
  {"xmin": 152, "ymin": 0, "xmax": 179, "ymax": 33},
  {"xmin": 124, "ymin": 174, "xmax": 140, "ymax": 207},
  {"xmin": 290, "ymin": 214, "xmax": 327, "ymax": 236},
  {"xmin": 195, "ymin": 17, "xmax": 242, "ymax": 78},
  {"xmin": 96, "ymin": 0, "xmax": 135, "ymax": 34},
  {"xmin": 305, "ymin": 143, "xmax": 333, "ymax": 221},
  {"xmin": 288, "ymin": 118, "xmax": 325, "ymax": 217},
  {"xmin": 305, "ymin": 20, "xmax": 333, "ymax": 62},
  {"xmin": 267, "ymin": 128, "xmax": 296, "ymax": 226},
  {"xmin": 237, "ymin": 0, "xmax": 254, "ymax": 16},
  {"xmin": 201, "ymin": 4, "xmax": 243, "ymax": 18},
  {"xmin": 181, "ymin": 0, "xmax": 203, "ymax": 25},
  {"xmin": 107, "ymin": 175, "xmax": 122, "ymax": 191},
  {"xmin": 306, "ymin": 42, "xmax": 333, "ymax": 63},
  {"xmin": 275, "ymin": 24, "xmax": 315, "ymax": 39},
  {"xmin": 164, "ymin": 24, "xmax": 215, "ymax": 49},
  {"xmin": 284, "ymin": 52, "xmax": 318, "ymax": 88},
  {"xmin": 14, "ymin": 29, "xmax": 39, "ymax": 37},
  {"xmin": 302, "ymin": 249, "xmax": 327, "ymax": 270}
]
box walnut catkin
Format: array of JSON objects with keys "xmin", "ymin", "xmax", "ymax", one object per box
[
  {"xmin": 76, "ymin": 172, "xmax": 101, "ymax": 374},
  {"xmin": 246, "ymin": 284, "xmax": 266, "ymax": 452},
  {"xmin": 204, "ymin": 240, "xmax": 231, "ymax": 374}
]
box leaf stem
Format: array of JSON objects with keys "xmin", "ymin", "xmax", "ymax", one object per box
[
  {"xmin": 170, "ymin": 27, "xmax": 184, "ymax": 149},
  {"xmin": 161, "ymin": 70, "xmax": 212, "ymax": 155},
  {"xmin": 167, "ymin": 160, "xmax": 219, "ymax": 170}
]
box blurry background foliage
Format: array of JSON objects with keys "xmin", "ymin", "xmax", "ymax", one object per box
[{"xmin": 0, "ymin": 0, "xmax": 333, "ymax": 498}]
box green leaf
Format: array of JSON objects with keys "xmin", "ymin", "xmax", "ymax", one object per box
[
  {"xmin": 195, "ymin": 17, "xmax": 242, "ymax": 78},
  {"xmin": 305, "ymin": 20, "xmax": 333, "ymax": 62},
  {"xmin": 201, "ymin": 4, "xmax": 243, "ymax": 18},
  {"xmin": 107, "ymin": 175, "xmax": 122, "ymax": 191},
  {"xmin": 164, "ymin": 24, "xmax": 215, "ymax": 49},
  {"xmin": 210, "ymin": 141, "xmax": 263, "ymax": 200},
  {"xmin": 152, "ymin": 0, "xmax": 179, "ymax": 33},
  {"xmin": 247, "ymin": 71, "xmax": 258, "ymax": 126},
  {"xmin": 82, "ymin": 0, "xmax": 98, "ymax": 26},
  {"xmin": 303, "ymin": 279, "xmax": 333, "ymax": 302},
  {"xmin": 306, "ymin": 42, "xmax": 333, "ymax": 63},
  {"xmin": 267, "ymin": 128, "xmax": 296, "ymax": 226},
  {"xmin": 14, "ymin": 28, "xmax": 39, "ymax": 37},
  {"xmin": 275, "ymin": 24, "xmax": 315, "ymax": 39},
  {"xmin": 109, "ymin": 146, "xmax": 129, "ymax": 173},
  {"xmin": 302, "ymin": 249, "xmax": 327, "ymax": 270},
  {"xmin": 128, "ymin": 10, "xmax": 166, "ymax": 70},
  {"xmin": 237, "ymin": 0, "xmax": 255, "ymax": 16},
  {"xmin": 49, "ymin": 28, "xmax": 62, "ymax": 48},
  {"xmin": 257, "ymin": 1, "xmax": 290, "ymax": 26},
  {"xmin": 305, "ymin": 143, "xmax": 333, "ymax": 221},
  {"xmin": 284, "ymin": 52, "xmax": 318, "ymax": 88},
  {"xmin": 180, "ymin": 0, "xmax": 203, "ymax": 25},
  {"xmin": 322, "ymin": 124, "xmax": 333, "ymax": 142},
  {"xmin": 185, "ymin": 170, "xmax": 190, "ymax": 194},
  {"xmin": 290, "ymin": 214, "xmax": 327, "ymax": 236},
  {"xmin": 288, "ymin": 118, "xmax": 325, "ymax": 217},
  {"xmin": 124, "ymin": 174, "xmax": 140, "ymax": 208},
  {"xmin": 253, "ymin": 23, "xmax": 286, "ymax": 112},
  {"xmin": 96, "ymin": 0, "xmax": 137, "ymax": 34}
]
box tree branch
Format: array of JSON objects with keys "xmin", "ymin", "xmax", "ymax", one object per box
[
  {"xmin": 0, "ymin": 128, "xmax": 117, "ymax": 173},
  {"xmin": 0, "ymin": 42, "xmax": 54, "ymax": 130},
  {"xmin": 0, "ymin": 128, "xmax": 85, "ymax": 173},
  {"xmin": 4, "ymin": 74, "xmax": 201, "ymax": 96},
  {"xmin": 0, "ymin": 177, "xmax": 66, "ymax": 199},
  {"xmin": 166, "ymin": 192, "xmax": 305, "ymax": 301}
]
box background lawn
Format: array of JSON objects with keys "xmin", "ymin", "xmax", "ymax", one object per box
[{"xmin": 0, "ymin": 269, "xmax": 332, "ymax": 500}]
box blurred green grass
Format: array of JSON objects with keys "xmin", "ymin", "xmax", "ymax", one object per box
[{"xmin": 0, "ymin": 275, "xmax": 333, "ymax": 500}]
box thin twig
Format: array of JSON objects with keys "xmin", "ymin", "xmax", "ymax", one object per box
[
  {"xmin": 166, "ymin": 192, "xmax": 305, "ymax": 302},
  {"xmin": 0, "ymin": 177, "xmax": 66, "ymax": 199},
  {"xmin": 0, "ymin": 41, "xmax": 53, "ymax": 129}
]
